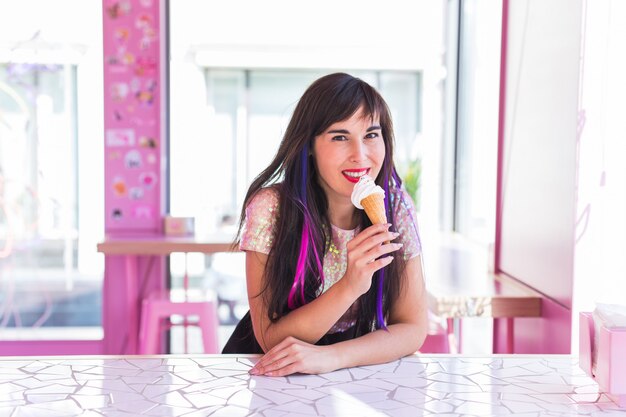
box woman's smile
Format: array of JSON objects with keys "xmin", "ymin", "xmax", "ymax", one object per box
[{"xmin": 342, "ymin": 168, "xmax": 371, "ymax": 183}]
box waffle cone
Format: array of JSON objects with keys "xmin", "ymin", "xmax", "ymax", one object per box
[
  {"xmin": 361, "ymin": 194, "xmax": 389, "ymax": 244},
  {"xmin": 361, "ymin": 194, "xmax": 387, "ymax": 225}
]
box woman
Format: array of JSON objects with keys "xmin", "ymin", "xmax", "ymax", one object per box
[{"xmin": 223, "ymin": 73, "xmax": 428, "ymax": 376}]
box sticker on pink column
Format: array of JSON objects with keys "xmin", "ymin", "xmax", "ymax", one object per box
[
  {"xmin": 129, "ymin": 187, "xmax": 144, "ymax": 200},
  {"xmin": 134, "ymin": 205, "xmax": 153, "ymax": 219},
  {"xmin": 124, "ymin": 150, "xmax": 142, "ymax": 169},
  {"xmin": 106, "ymin": 1, "xmax": 132, "ymax": 19},
  {"xmin": 139, "ymin": 172, "xmax": 157, "ymax": 189},
  {"xmin": 112, "ymin": 208, "xmax": 123, "ymax": 220},
  {"xmin": 139, "ymin": 136, "xmax": 157, "ymax": 148},
  {"xmin": 114, "ymin": 27, "xmax": 130, "ymax": 43},
  {"xmin": 106, "ymin": 129, "xmax": 135, "ymax": 147},
  {"xmin": 111, "ymin": 83, "xmax": 129, "ymax": 101},
  {"xmin": 112, "ymin": 176, "xmax": 127, "ymax": 197}
]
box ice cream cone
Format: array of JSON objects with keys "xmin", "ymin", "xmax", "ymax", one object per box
[
  {"xmin": 351, "ymin": 175, "xmax": 390, "ymax": 245},
  {"xmin": 361, "ymin": 194, "xmax": 390, "ymax": 244},
  {"xmin": 360, "ymin": 193, "xmax": 387, "ymax": 225}
]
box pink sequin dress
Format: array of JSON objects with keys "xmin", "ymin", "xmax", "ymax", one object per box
[{"xmin": 239, "ymin": 187, "xmax": 422, "ymax": 333}]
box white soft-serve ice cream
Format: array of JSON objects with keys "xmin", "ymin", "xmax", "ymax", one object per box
[{"xmin": 351, "ymin": 175, "xmax": 387, "ymax": 226}]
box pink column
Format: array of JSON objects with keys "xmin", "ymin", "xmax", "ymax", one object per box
[
  {"xmin": 102, "ymin": 0, "xmax": 167, "ymax": 354},
  {"xmin": 103, "ymin": 0, "xmax": 164, "ymax": 230}
]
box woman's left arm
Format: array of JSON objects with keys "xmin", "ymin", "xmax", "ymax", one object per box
[
  {"xmin": 250, "ymin": 254, "xmax": 428, "ymax": 376},
  {"xmin": 334, "ymin": 253, "xmax": 428, "ymax": 368}
]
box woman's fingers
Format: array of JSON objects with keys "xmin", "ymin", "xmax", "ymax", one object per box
[
  {"xmin": 365, "ymin": 242, "xmax": 403, "ymax": 263},
  {"xmin": 351, "ymin": 229, "xmax": 400, "ymax": 254},
  {"xmin": 341, "ymin": 224, "xmax": 403, "ymax": 296},
  {"xmin": 369, "ymin": 254, "xmax": 394, "ymax": 271},
  {"xmin": 348, "ymin": 232, "xmax": 400, "ymax": 264},
  {"xmin": 362, "ymin": 231, "xmax": 400, "ymax": 253},
  {"xmin": 249, "ymin": 337, "xmax": 335, "ymax": 377},
  {"xmin": 255, "ymin": 352, "xmax": 299, "ymax": 376},
  {"xmin": 357, "ymin": 241, "xmax": 402, "ymax": 271},
  {"xmin": 347, "ymin": 223, "xmax": 391, "ymax": 249},
  {"xmin": 252, "ymin": 348, "xmax": 289, "ymax": 374},
  {"xmin": 251, "ymin": 337, "xmax": 297, "ymax": 373}
]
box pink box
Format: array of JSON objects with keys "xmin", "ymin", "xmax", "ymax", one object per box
[
  {"xmin": 579, "ymin": 312, "xmax": 626, "ymax": 407},
  {"xmin": 164, "ymin": 217, "xmax": 194, "ymax": 236}
]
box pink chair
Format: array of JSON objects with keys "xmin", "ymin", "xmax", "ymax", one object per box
[
  {"xmin": 138, "ymin": 254, "xmax": 219, "ymax": 354},
  {"xmin": 139, "ymin": 290, "xmax": 219, "ymax": 355}
]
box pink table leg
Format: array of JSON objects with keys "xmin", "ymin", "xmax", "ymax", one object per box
[
  {"xmin": 103, "ymin": 255, "xmax": 138, "ymax": 354},
  {"xmin": 103, "ymin": 254, "xmax": 165, "ymax": 354},
  {"xmin": 125, "ymin": 255, "xmax": 139, "ymax": 354},
  {"xmin": 493, "ymin": 317, "xmax": 514, "ymax": 353}
]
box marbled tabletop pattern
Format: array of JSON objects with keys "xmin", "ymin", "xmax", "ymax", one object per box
[{"xmin": 0, "ymin": 355, "xmax": 625, "ymax": 416}]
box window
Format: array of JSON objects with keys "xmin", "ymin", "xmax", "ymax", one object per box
[
  {"xmin": 454, "ymin": 0, "xmax": 502, "ymax": 244},
  {"xmin": 170, "ymin": 69, "xmax": 422, "ymax": 228},
  {"xmin": 0, "ymin": 1, "xmax": 104, "ymax": 340},
  {"xmin": 168, "ymin": 1, "xmax": 446, "ymax": 348}
]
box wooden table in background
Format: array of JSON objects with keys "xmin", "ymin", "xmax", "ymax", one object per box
[
  {"xmin": 97, "ymin": 234, "xmax": 237, "ymax": 354},
  {"xmin": 423, "ymin": 233, "xmax": 542, "ymax": 353}
]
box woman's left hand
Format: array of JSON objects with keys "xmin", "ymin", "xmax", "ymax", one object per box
[{"xmin": 249, "ymin": 336, "xmax": 338, "ymax": 377}]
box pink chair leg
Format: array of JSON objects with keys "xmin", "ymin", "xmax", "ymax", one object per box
[
  {"xmin": 138, "ymin": 300, "xmax": 150, "ymax": 354},
  {"xmin": 143, "ymin": 304, "xmax": 162, "ymax": 355},
  {"xmin": 139, "ymin": 292, "xmax": 220, "ymax": 354}
]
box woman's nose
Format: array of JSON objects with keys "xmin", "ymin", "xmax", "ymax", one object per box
[{"xmin": 349, "ymin": 140, "xmax": 366, "ymax": 162}]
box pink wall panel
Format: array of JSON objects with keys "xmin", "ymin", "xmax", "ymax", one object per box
[
  {"xmin": 0, "ymin": 341, "xmax": 103, "ymax": 356},
  {"xmin": 509, "ymin": 293, "xmax": 572, "ymax": 353}
]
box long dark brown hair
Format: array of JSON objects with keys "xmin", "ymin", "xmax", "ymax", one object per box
[{"xmin": 236, "ymin": 72, "xmax": 409, "ymax": 335}]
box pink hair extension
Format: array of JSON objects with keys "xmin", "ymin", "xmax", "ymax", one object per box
[
  {"xmin": 287, "ymin": 215, "xmax": 324, "ymax": 309},
  {"xmin": 288, "ymin": 219, "xmax": 309, "ymax": 309},
  {"xmin": 287, "ymin": 148, "xmax": 325, "ymax": 309}
]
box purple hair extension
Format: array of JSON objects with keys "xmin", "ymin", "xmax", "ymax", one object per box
[
  {"xmin": 373, "ymin": 161, "xmax": 405, "ymax": 329},
  {"xmin": 288, "ymin": 148, "xmax": 325, "ymax": 309},
  {"xmin": 373, "ymin": 160, "xmax": 392, "ymax": 329}
]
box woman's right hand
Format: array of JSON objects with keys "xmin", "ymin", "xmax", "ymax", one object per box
[{"xmin": 341, "ymin": 223, "xmax": 402, "ymax": 297}]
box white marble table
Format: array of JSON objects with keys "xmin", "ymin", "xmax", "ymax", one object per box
[{"xmin": 1, "ymin": 354, "xmax": 624, "ymax": 416}]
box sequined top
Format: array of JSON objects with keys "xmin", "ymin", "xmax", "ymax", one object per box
[{"xmin": 240, "ymin": 187, "xmax": 422, "ymax": 333}]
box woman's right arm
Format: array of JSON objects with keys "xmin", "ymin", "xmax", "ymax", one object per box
[{"xmin": 246, "ymin": 223, "xmax": 400, "ymax": 352}]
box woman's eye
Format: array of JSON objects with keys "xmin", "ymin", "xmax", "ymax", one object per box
[
  {"xmin": 365, "ymin": 132, "xmax": 380, "ymax": 139},
  {"xmin": 331, "ymin": 135, "xmax": 347, "ymax": 141}
]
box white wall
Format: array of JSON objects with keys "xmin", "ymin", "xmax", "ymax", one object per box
[
  {"xmin": 572, "ymin": 0, "xmax": 626, "ymax": 352},
  {"xmin": 170, "ymin": 0, "xmax": 443, "ymax": 70},
  {"xmin": 499, "ymin": 0, "xmax": 626, "ymax": 354},
  {"xmin": 497, "ymin": 0, "xmax": 583, "ymax": 353},
  {"xmin": 500, "ymin": 0, "xmax": 581, "ymax": 307}
]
